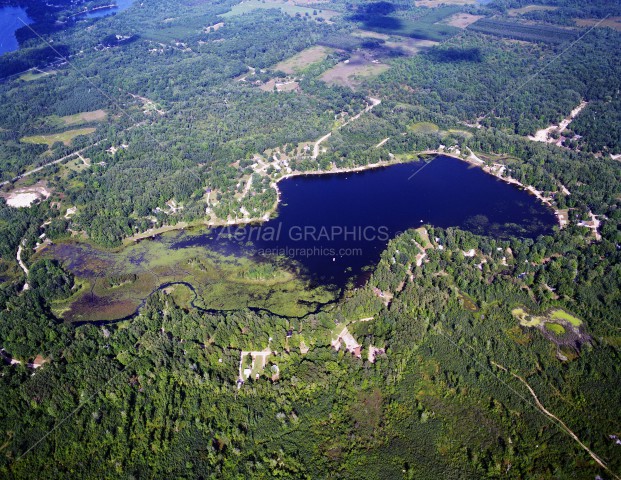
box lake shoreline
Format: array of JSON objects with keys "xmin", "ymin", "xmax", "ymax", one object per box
[{"xmin": 122, "ymin": 150, "xmax": 563, "ymax": 245}]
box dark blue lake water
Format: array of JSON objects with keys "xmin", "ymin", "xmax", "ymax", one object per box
[
  {"xmin": 83, "ymin": 0, "xmax": 134, "ymax": 18},
  {"xmin": 173, "ymin": 156, "xmax": 556, "ymax": 287},
  {"xmin": 0, "ymin": 6, "xmax": 32, "ymax": 55}
]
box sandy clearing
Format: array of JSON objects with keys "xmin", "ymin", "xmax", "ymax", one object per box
[
  {"xmin": 2, "ymin": 183, "xmax": 51, "ymax": 208},
  {"xmin": 332, "ymin": 326, "xmax": 361, "ymax": 357},
  {"xmin": 368, "ymin": 346, "xmax": 385, "ymax": 363},
  {"xmin": 7, "ymin": 193, "xmax": 39, "ymax": 208},
  {"xmin": 204, "ymin": 22, "xmax": 224, "ymax": 32},
  {"xmin": 529, "ymin": 101, "xmax": 587, "ymax": 143}
]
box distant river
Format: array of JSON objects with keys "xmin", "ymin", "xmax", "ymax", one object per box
[
  {"xmin": 0, "ymin": 6, "xmax": 32, "ymax": 55},
  {"xmin": 173, "ymin": 156, "xmax": 557, "ymax": 287}
]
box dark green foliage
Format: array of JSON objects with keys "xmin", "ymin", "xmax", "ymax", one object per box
[
  {"xmin": 0, "ymin": 0, "xmax": 620, "ymax": 477},
  {"xmin": 28, "ymin": 259, "xmax": 74, "ymax": 300}
]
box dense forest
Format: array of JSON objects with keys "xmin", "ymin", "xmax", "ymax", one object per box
[{"xmin": 1, "ymin": 0, "xmax": 621, "ymax": 477}]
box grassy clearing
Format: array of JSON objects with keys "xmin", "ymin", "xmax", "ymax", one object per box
[
  {"xmin": 508, "ymin": 5, "xmax": 558, "ymax": 16},
  {"xmin": 409, "ymin": 121, "xmax": 440, "ymax": 133},
  {"xmin": 39, "ymin": 231, "xmax": 336, "ymax": 322},
  {"xmin": 448, "ymin": 128, "xmax": 473, "ymax": 138},
  {"xmin": 274, "ymin": 46, "xmax": 332, "ymax": 74},
  {"xmin": 320, "ymin": 53, "xmax": 388, "ymax": 89},
  {"xmin": 352, "ymin": 29, "xmax": 390, "ymax": 40},
  {"xmin": 18, "ymin": 69, "xmax": 57, "ymax": 82},
  {"xmin": 575, "ymin": 17, "xmax": 621, "ymax": 31},
  {"xmin": 63, "ymin": 158, "xmax": 90, "ymax": 173},
  {"xmin": 60, "ymin": 110, "xmax": 107, "ymax": 126},
  {"xmin": 21, "ymin": 128, "xmax": 96, "ymax": 147},
  {"xmin": 545, "ymin": 323, "xmax": 566, "ymax": 335},
  {"xmin": 458, "ymin": 292, "xmax": 478, "ymax": 311},
  {"xmin": 511, "ymin": 307, "xmax": 541, "ymax": 326},
  {"xmin": 550, "ymin": 309, "xmax": 582, "ymax": 326},
  {"xmin": 161, "ymin": 283, "xmax": 195, "ymax": 309},
  {"xmin": 221, "ymin": 0, "xmax": 339, "ymax": 21},
  {"xmin": 441, "ymin": 13, "xmax": 483, "ymax": 29}
]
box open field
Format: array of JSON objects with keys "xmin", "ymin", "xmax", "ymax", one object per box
[
  {"xmin": 575, "ymin": 17, "xmax": 621, "ymax": 31},
  {"xmin": 60, "ymin": 109, "xmax": 107, "ymax": 126},
  {"xmin": 221, "ymin": 0, "xmax": 340, "ymax": 21},
  {"xmin": 352, "ymin": 29, "xmax": 390, "ymax": 40},
  {"xmin": 441, "ymin": 13, "xmax": 483, "ymax": 28},
  {"xmin": 352, "ymin": 30, "xmax": 438, "ymax": 56},
  {"xmin": 550, "ymin": 309, "xmax": 582, "ymax": 326},
  {"xmin": 259, "ymin": 79, "xmax": 299, "ymax": 92},
  {"xmin": 40, "ymin": 231, "xmax": 336, "ymax": 321},
  {"xmin": 320, "ymin": 53, "xmax": 388, "ymax": 89},
  {"xmin": 21, "ymin": 128, "xmax": 96, "ymax": 147},
  {"xmin": 545, "ymin": 323, "xmax": 566, "ymax": 335},
  {"xmin": 18, "ymin": 69, "xmax": 57, "ymax": 81},
  {"xmin": 511, "ymin": 307, "xmax": 590, "ymax": 356},
  {"xmin": 508, "ymin": 5, "xmax": 558, "ymax": 16},
  {"xmin": 353, "ymin": 7, "xmax": 461, "ymax": 41},
  {"xmin": 409, "ymin": 121, "xmax": 440, "ymax": 134},
  {"xmin": 512, "ymin": 307, "xmax": 542, "ymax": 327},
  {"xmin": 415, "ymin": 0, "xmax": 476, "ymax": 6},
  {"xmin": 274, "ymin": 45, "xmax": 332, "ymax": 74},
  {"xmin": 383, "ymin": 37, "xmax": 438, "ymax": 56}
]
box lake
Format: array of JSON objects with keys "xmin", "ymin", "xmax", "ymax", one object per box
[
  {"xmin": 42, "ymin": 155, "xmax": 557, "ymax": 321},
  {"xmin": 173, "ymin": 156, "xmax": 556, "ymax": 287},
  {"xmin": 83, "ymin": 0, "xmax": 134, "ymax": 19},
  {"xmin": 0, "ymin": 6, "xmax": 32, "ymax": 55}
]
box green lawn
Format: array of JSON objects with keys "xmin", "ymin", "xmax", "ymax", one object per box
[
  {"xmin": 550, "ymin": 309, "xmax": 582, "ymax": 326},
  {"xmin": 545, "ymin": 323, "xmax": 566, "ymax": 335}
]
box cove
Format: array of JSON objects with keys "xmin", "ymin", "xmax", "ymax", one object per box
[
  {"xmin": 0, "ymin": 6, "xmax": 32, "ymax": 55},
  {"xmin": 173, "ymin": 155, "xmax": 556, "ymax": 288}
]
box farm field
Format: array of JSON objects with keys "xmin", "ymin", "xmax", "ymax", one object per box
[
  {"xmin": 467, "ymin": 18, "xmax": 579, "ymax": 43},
  {"xmin": 221, "ymin": 0, "xmax": 340, "ymax": 21},
  {"xmin": 353, "ymin": 7, "xmax": 461, "ymax": 41}
]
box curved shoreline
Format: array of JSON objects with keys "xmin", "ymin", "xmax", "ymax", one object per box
[{"xmin": 123, "ymin": 150, "xmax": 563, "ymax": 244}]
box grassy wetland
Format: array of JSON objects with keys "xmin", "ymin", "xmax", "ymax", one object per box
[{"xmin": 38, "ymin": 230, "xmax": 336, "ymax": 322}]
